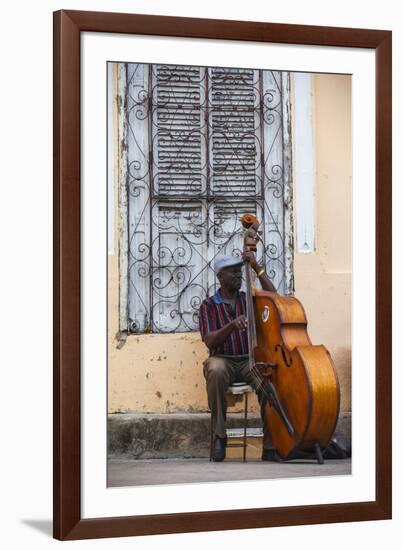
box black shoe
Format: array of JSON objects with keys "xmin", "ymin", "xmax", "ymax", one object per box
[
  {"xmin": 261, "ymin": 448, "xmax": 281, "ymax": 462},
  {"xmin": 212, "ymin": 436, "xmax": 226, "ymax": 462}
]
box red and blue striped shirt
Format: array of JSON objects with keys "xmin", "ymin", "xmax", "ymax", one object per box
[{"xmin": 199, "ymin": 289, "xmax": 248, "ymax": 356}]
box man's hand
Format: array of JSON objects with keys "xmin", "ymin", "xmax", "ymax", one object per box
[
  {"xmin": 203, "ymin": 314, "xmax": 248, "ymax": 349},
  {"xmin": 242, "ymin": 250, "xmax": 277, "ymax": 293},
  {"xmin": 242, "ymin": 250, "xmax": 259, "ymax": 272},
  {"xmin": 232, "ymin": 314, "xmax": 248, "ymax": 332}
]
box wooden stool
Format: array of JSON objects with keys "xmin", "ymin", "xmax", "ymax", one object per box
[{"xmin": 209, "ymin": 382, "xmax": 254, "ymax": 462}]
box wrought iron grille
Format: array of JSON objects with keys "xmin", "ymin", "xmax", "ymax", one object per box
[{"xmin": 124, "ymin": 63, "xmax": 292, "ymax": 334}]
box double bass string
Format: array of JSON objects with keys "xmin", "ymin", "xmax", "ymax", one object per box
[
  {"xmin": 244, "ymin": 260, "xmax": 268, "ymax": 396},
  {"xmin": 242, "ymin": 215, "xmax": 277, "ymax": 405},
  {"xmin": 244, "ymin": 257, "xmax": 277, "ymax": 405}
]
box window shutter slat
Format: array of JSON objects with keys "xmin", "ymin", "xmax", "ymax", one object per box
[
  {"xmin": 209, "ymin": 68, "xmax": 261, "ymax": 198},
  {"xmin": 153, "ymin": 65, "xmax": 207, "ymax": 197}
]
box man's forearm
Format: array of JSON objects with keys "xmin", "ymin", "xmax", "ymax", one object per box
[
  {"xmin": 256, "ymin": 266, "xmax": 276, "ymax": 292},
  {"xmin": 204, "ymin": 322, "xmax": 235, "ymax": 350},
  {"xmin": 259, "ymin": 271, "xmax": 276, "ymax": 292}
]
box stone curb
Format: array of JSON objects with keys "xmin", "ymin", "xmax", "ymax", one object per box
[{"xmin": 108, "ymin": 412, "xmax": 351, "ymax": 459}]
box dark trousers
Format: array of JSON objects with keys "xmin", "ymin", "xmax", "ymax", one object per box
[{"xmin": 203, "ymin": 354, "xmax": 272, "ymax": 448}]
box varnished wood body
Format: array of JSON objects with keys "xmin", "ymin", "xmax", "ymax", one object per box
[{"xmin": 253, "ymin": 290, "xmax": 340, "ymax": 459}]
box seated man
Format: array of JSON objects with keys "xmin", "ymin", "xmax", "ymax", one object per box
[{"xmin": 199, "ymin": 252, "xmax": 276, "ymax": 462}]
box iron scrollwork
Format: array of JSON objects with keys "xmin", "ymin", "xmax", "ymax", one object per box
[{"xmin": 125, "ymin": 63, "xmax": 290, "ymax": 333}]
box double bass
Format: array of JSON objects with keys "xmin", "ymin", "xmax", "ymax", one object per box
[{"xmin": 242, "ymin": 213, "xmax": 340, "ymax": 463}]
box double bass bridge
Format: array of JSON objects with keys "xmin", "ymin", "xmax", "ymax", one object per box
[{"xmin": 253, "ymin": 361, "xmax": 277, "ymax": 378}]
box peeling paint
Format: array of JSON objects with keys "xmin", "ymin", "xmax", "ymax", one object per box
[
  {"xmin": 117, "ymin": 65, "xmax": 129, "ymax": 334},
  {"xmin": 120, "ymin": 139, "xmax": 128, "ymax": 153},
  {"xmin": 282, "ymin": 72, "xmax": 295, "ymax": 295},
  {"xmin": 116, "ymin": 93, "xmax": 122, "ymax": 114}
]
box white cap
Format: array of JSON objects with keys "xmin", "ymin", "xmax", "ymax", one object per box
[{"xmin": 213, "ymin": 254, "xmax": 243, "ymax": 274}]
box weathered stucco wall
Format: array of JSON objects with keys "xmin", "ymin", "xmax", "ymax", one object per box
[
  {"xmin": 108, "ymin": 72, "xmax": 352, "ymax": 415},
  {"xmin": 293, "ymin": 74, "xmax": 352, "ymax": 412}
]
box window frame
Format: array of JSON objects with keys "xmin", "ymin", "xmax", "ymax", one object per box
[{"xmin": 114, "ymin": 63, "xmax": 295, "ymax": 335}]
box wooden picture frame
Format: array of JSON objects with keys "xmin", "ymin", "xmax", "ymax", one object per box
[{"xmin": 53, "ymin": 10, "xmax": 392, "ymax": 540}]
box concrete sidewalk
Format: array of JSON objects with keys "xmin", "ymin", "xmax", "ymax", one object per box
[{"xmin": 108, "ymin": 457, "xmax": 351, "ymax": 487}]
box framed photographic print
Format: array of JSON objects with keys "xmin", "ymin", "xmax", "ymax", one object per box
[{"xmin": 53, "ymin": 10, "xmax": 392, "ymax": 540}]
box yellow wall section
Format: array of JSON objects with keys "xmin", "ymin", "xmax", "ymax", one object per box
[{"xmin": 294, "ymin": 74, "xmax": 352, "ymax": 411}]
